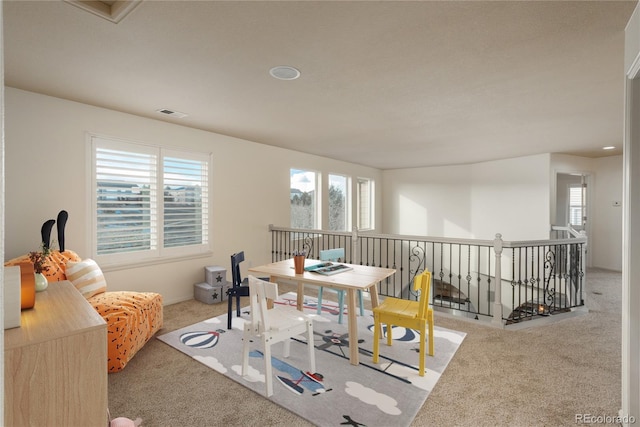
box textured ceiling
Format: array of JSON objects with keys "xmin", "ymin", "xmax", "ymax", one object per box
[{"xmin": 3, "ymin": 1, "xmax": 637, "ymax": 169}]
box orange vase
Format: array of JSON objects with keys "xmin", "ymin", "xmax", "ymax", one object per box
[
  {"xmin": 294, "ymin": 255, "xmax": 306, "ymax": 274},
  {"xmin": 20, "ymin": 262, "xmax": 36, "ymax": 309}
]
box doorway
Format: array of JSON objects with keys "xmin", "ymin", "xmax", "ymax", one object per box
[
  {"xmin": 555, "ymin": 173, "xmax": 588, "ymax": 230},
  {"xmin": 555, "ymin": 172, "xmax": 591, "ymax": 268}
]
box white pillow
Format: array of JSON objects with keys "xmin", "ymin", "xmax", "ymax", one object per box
[{"xmin": 65, "ymin": 259, "xmax": 107, "ymax": 299}]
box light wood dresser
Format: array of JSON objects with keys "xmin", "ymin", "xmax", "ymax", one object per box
[{"xmin": 4, "ymin": 280, "xmax": 107, "ymax": 426}]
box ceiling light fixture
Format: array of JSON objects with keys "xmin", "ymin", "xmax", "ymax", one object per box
[
  {"xmin": 603, "ymin": 146, "xmax": 616, "ymax": 150},
  {"xmin": 269, "ymin": 66, "xmax": 301, "ymax": 81}
]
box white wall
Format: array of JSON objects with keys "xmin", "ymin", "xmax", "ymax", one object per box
[
  {"xmin": 470, "ymin": 154, "xmax": 550, "ymax": 241},
  {"xmin": 623, "ymin": 3, "xmax": 640, "ymax": 421},
  {"xmin": 382, "ymin": 154, "xmax": 551, "ymax": 241},
  {"xmin": 591, "ymin": 155, "xmax": 623, "ymax": 271},
  {"xmin": 381, "ymin": 164, "xmax": 473, "ymax": 238},
  {"xmin": 383, "ymin": 152, "xmax": 623, "ymax": 269},
  {"xmin": 4, "ymin": 88, "xmax": 382, "ymax": 304}
]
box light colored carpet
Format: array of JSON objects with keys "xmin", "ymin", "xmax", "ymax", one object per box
[
  {"xmin": 108, "ymin": 268, "xmax": 621, "ymax": 426},
  {"xmin": 156, "ymin": 293, "xmax": 465, "ymax": 427}
]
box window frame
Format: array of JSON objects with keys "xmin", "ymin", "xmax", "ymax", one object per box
[
  {"xmin": 328, "ymin": 173, "xmax": 351, "ymax": 232},
  {"xmin": 290, "ymin": 168, "xmax": 321, "ymax": 230},
  {"xmin": 89, "ymin": 134, "xmax": 212, "ymax": 268},
  {"xmin": 568, "ymin": 183, "xmax": 585, "ymax": 229},
  {"xmin": 357, "ymin": 177, "xmax": 375, "ymax": 231}
]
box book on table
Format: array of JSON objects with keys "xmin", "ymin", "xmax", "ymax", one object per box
[{"xmin": 304, "ymin": 262, "xmax": 353, "ymax": 275}]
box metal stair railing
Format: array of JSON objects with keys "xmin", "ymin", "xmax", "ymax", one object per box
[{"xmin": 268, "ymin": 225, "xmax": 587, "ymax": 327}]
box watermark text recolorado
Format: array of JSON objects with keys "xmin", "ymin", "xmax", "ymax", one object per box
[{"xmin": 575, "ymin": 414, "xmax": 636, "ymax": 424}]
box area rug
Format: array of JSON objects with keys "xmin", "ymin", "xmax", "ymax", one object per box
[{"xmin": 158, "ymin": 293, "xmax": 466, "ymax": 427}]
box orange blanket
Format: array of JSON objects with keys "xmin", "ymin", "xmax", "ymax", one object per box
[
  {"xmin": 5, "ymin": 250, "xmax": 81, "ymax": 282},
  {"xmin": 89, "ymin": 291, "xmax": 164, "ymax": 373}
]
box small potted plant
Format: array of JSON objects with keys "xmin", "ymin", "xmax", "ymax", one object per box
[{"xmin": 29, "ymin": 243, "xmax": 52, "ymax": 292}]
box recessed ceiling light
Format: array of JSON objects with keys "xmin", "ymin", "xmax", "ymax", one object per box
[
  {"xmin": 269, "ymin": 66, "xmax": 301, "ymax": 81},
  {"xmin": 603, "ymin": 146, "xmax": 616, "ymax": 150}
]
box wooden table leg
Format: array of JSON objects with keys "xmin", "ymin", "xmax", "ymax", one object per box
[
  {"xmin": 297, "ymin": 281, "xmax": 304, "ymax": 311},
  {"xmin": 369, "ymin": 283, "xmax": 380, "ymax": 309},
  {"xmin": 347, "ymin": 288, "xmax": 359, "ymax": 365},
  {"xmin": 369, "ymin": 283, "xmax": 383, "ymax": 338}
]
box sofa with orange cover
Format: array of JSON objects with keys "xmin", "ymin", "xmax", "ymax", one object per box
[{"xmin": 6, "ymin": 250, "xmax": 164, "ymax": 373}]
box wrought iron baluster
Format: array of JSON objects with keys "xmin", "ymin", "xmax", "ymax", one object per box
[{"xmin": 267, "ymin": 226, "xmax": 586, "ymax": 325}]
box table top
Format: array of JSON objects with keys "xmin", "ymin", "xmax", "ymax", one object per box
[
  {"xmin": 4, "ymin": 281, "xmax": 106, "ymax": 350},
  {"xmin": 249, "ymin": 258, "xmax": 396, "ymax": 291}
]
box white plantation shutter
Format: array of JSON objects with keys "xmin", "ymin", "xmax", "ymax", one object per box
[
  {"xmin": 357, "ymin": 177, "xmax": 374, "ymax": 230},
  {"xmin": 163, "ymin": 154, "xmax": 209, "ymax": 248},
  {"xmin": 569, "ymin": 184, "xmax": 585, "ymax": 228},
  {"xmin": 95, "ymin": 145, "xmax": 157, "ymax": 255},
  {"xmin": 92, "ymin": 136, "xmax": 211, "ymax": 264}
]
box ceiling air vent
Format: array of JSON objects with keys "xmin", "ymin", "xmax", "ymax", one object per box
[{"xmin": 156, "ymin": 109, "xmax": 188, "ymax": 119}]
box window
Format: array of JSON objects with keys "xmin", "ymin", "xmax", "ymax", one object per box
[
  {"xmin": 357, "ymin": 177, "xmax": 374, "ymax": 230},
  {"xmin": 569, "ymin": 184, "xmax": 585, "ymax": 228},
  {"xmin": 91, "ymin": 135, "xmax": 211, "ymax": 265},
  {"xmin": 290, "ymin": 168, "xmax": 319, "ymax": 229},
  {"xmin": 328, "ymin": 174, "xmax": 349, "ymax": 231}
]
